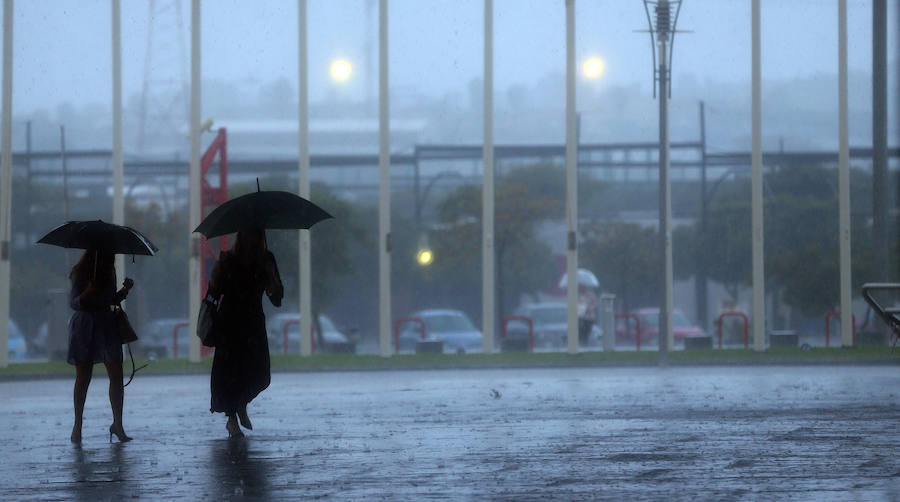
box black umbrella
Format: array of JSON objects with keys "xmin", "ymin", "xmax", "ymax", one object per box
[
  {"xmin": 37, "ymin": 220, "xmax": 158, "ymax": 256},
  {"xmin": 193, "ymin": 190, "xmax": 332, "ymax": 239}
]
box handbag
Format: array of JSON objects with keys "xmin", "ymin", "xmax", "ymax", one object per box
[
  {"xmin": 114, "ymin": 304, "xmax": 138, "ymax": 344},
  {"xmin": 113, "ymin": 304, "xmax": 147, "ymax": 387},
  {"xmin": 197, "ymin": 294, "xmax": 220, "ymax": 347}
]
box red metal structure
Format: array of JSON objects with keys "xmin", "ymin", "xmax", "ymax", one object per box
[
  {"xmin": 394, "ymin": 317, "xmax": 426, "ymax": 354},
  {"xmin": 615, "ymin": 313, "xmax": 642, "ymax": 351},
  {"xmin": 501, "ymin": 316, "xmax": 534, "ymax": 352},
  {"xmin": 716, "ymin": 311, "xmax": 749, "ymax": 349},
  {"xmin": 825, "ymin": 310, "xmax": 856, "ymax": 347},
  {"xmin": 173, "ymin": 321, "xmax": 189, "ymax": 358},
  {"xmin": 199, "ymin": 128, "xmax": 228, "ymax": 357},
  {"xmin": 282, "ymin": 319, "xmax": 318, "ymax": 355}
]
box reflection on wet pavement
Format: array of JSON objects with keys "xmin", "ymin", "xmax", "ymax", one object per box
[{"xmin": 2, "ymin": 366, "xmax": 899, "ymax": 500}]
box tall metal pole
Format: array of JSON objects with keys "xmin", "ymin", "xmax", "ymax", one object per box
[
  {"xmin": 696, "ymin": 101, "xmax": 708, "ymax": 330},
  {"xmin": 565, "ymin": 0, "xmax": 579, "ymax": 355},
  {"xmin": 0, "ymin": 0, "xmax": 12, "ymax": 368},
  {"xmin": 60, "ymin": 126, "xmax": 68, "ymax": 223},
  {"xmin": 481, "ymin": 0, "xmax": 495, "ymax": 354},
  {"xmin": 112, "ymin": 0, "xmax": 125, "ymax": 291},
  {"xmin": 871, "ymin": 0, "xmax": 887, "ymax": 284},
  {"xmin": 187, "ymin": 0, "xmax": 202, "ymax": 363},
  {"xmin": 378, "ymin": 0, "xmax": 392, "ymax": 357},
  {"xmin": 298, "ymin": 0, "xmax": 312, "ymax": 356},
  {"xmin": 837, "ymin": 0, "xmax": 852, "ymax": 347},
  {"xmin": 751, "ymin": 0, "xmax": 766, "ymax": 352},
  {"xmin": 657, "ymin": 4, "xmax": 673, "ymax": 362}
]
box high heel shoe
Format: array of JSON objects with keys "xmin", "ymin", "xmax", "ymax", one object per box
[
  {"xmin": 109, "ymin": 424, "xmax": 132, "ymax": 443},
  {"xmin": 238, "ymin": 404, "xmax": 253, "ymax": 430},
  {"xmin": 226, "ymin": 416, "xmax": 244, "ymax": 439}
]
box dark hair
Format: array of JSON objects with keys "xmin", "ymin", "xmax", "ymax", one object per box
[
  {"xmin": 69, "ymin": 249, "xmax": 114, "ymax": 283},
  {"xmin": 232, "ymin": 228, "xmax": 267, "ymax": 273}
]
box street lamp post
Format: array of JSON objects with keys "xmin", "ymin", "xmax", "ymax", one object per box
[{"xmin": 642, "ymin": 0, "xmax": 684, "ymax": 364}]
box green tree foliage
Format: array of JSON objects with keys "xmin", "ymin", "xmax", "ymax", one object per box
[
  {"xmin": 580, "ymin": 221, "xmax": 659, "ymax": 312},
  {"xmin": 681, "ymin": 164, "xmax": 879, "ymax": 318},
  {"xmin": 423, "ymin": 164, "xmax": 603, "ymax": 324}
]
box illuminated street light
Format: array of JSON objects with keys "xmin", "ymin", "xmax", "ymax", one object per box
[
  {"xmin": 330, "ymin": 59, "xmax": 353, "ymax": 82},
  {"xmin": 582, "ymin": 57, "xmax": 605, "ymax": 79},
  {"xmin": 416, "ymin": 248, "xmax": 434, "ymax": 266}
]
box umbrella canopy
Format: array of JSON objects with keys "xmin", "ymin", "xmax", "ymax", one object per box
[
  {"xmin": 558, "ymin": 268, "xmax": 600, "ymax": 289},
  {"xmin": 37, "ymin": 220, "xmax": 158, "ymax": 256},
  {"xmin": 193, "ymin": 190, "xmax": 332, "ymax": 239}
]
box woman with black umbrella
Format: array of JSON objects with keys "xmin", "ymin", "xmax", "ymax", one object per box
[
  {"xmin": 68, "ymin": 249, "xmax": 135, "ymax": 444},
  {"xmin": 207, "ymin": 228, "xmax": 283, "ymax": 438}
]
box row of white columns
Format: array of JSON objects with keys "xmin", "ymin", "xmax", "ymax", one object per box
[{"xmin": 0, "ymin": 1, "xmax": 856, "ymax": 367}]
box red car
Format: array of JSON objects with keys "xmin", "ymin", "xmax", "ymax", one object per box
[{"xmin": 616, "ymin": 308, "xmax": 706, "ymax": 346}]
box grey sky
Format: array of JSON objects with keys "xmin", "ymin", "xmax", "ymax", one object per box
[{"xmin": 6, "ymin": 0, "xmax": 895, "ymax": 117}]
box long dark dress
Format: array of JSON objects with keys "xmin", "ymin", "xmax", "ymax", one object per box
[
  {"xmin": 209, "ymin": 250, "xmax": 283, "ymax": 415},
  {"xmin": 67, "ymin": 270, "xmax": 128, "ymax": 365}
]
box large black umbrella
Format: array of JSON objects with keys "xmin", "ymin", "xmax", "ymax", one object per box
[
  {"xmin": 37, "ymin": 220, "xmax": 158, "ymax": 256},
  {"xmin": 193, "ymin": 190, "xmax": 332, "ymax": 238}
]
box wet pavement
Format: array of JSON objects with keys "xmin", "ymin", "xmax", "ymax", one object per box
[{"xmin": 1, "ymin": 365, "xmax": 899, "ymax": 501}]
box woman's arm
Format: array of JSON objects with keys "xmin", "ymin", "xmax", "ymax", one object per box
[{"xmin": 264, "ymin": 251, "xmax": 284, "ymax": 307}]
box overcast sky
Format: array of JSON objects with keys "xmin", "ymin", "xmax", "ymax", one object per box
[{"xmin": 5, "ymin": 0, "xmax": 897, "ymax": 116}]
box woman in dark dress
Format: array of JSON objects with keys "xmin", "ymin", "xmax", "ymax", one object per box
[
  {"xmin": 68, "ymin": 249, "xmax": 134, "ymax": 444},
  {"xmin": 208, "ymin": 228, "xmax": 283, "ymax": 438}
]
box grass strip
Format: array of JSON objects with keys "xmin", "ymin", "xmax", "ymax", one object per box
[{"xmin": 0, "ymin": 346, "xmax": 895, "ymax": 380}]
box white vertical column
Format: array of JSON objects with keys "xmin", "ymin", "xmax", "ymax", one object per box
[
  {"xmin": 111, "ymin": 0, "xmax": 125, "ymax": 287},
  {"xmin": 187, "ymin": 0, "xmax": 202, "ymax": 363},
  {"xmin": 565, "ymin": 0, "xmax": 578, "ymax": 355},
  {"xmin": 837, "ymin": 0, "xmax": 852, "ymax": 347},
  {"xmin": 0, "ymin": 0, "xmax": 12, "ymax": 368},
  {"xmin": 298, "ymin": 0, "xmax": 312, "ymax": 356},
  {"xmin": 751, "ymin": 0, "xmax": 765, "ymax": 352},
  {"xmin": 378, "ymin": 0, "xmax": 392, "ymax": 357},
  {"xmin": 481, "ymin": 0, "xmax": 494, "ymax": 354}
]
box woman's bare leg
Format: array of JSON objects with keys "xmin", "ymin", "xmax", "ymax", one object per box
[
  {"xmin": 104, "ymin": 361, "xmax": 125, "ymax": 432},
  {"xmin": 72, "ymin": 362, "xmax": 93, "ymax": 442}
]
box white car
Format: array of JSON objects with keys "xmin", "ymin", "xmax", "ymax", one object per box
[
  {"xmin": 397, "ymin": 309, "xmax": 483, "ymax": 354},
  {"xmin": 508, "ymin": 302, "xmax": 602, "ymax": 348},
  {"xmin": 266, "ymin": 313, "xmax": 350, "ymax": 354}
]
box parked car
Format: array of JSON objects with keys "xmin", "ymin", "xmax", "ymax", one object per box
[
  {"xmin": 616, "ymin": 308, "xmax": 705, "ymax": 346},
  {"xmin": 507, "ymin": 302, "xmax": 602, "ymax": 348},
  {"xmin": 136, "ymin": 318, "xmax": 189, "ymax": 359},
  {"xmin": 397, "ymin": 309, "xmax": 483, "ymax": 354},
  {"xmin": 266, "ymin": 312, "xmax": 350, "ymax": 354},
  {"xmin": 7, "ymin": 319, "xmax": 27, "ymax": 361}
]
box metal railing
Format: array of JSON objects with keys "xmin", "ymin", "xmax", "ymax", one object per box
[
  {"xmin": 394, "ymin": 317, "xmax": 426, "ymax": 354},
  {"xmin": 501, "ymin": 316, "xmax": 534, "ymax": 352}
]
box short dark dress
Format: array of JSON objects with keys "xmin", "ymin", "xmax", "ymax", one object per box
[
  {"xmin": 67, "ymin": 271, "xmax": 127, "ymax": 365},
  {"xmin": 209, "ymin": 250, "xmax": 283, "ymax": 415}
]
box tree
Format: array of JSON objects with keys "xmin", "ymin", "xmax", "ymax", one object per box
[
  {"xmin": 580, "ymin": 221, "xmax": 659, "ymax": 312},
  {"xmin": 681, "ymin": 164, "xmax": 879, "ymax": 320},
  {"xmin": 424, "ymin": 164, "xmax": 583, "ymax": 325}
]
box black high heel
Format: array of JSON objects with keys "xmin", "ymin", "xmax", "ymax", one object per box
[
  {"xmin": 226, "ymin": 416, "xmax": 244, "ymax": 438},
  {"xmin": 238, "ymin": 405, "xmax": 253, "ymax": 430},
  {"xmin": 109, "ymin": 424, "xmax": 132, "ymax": 443}
]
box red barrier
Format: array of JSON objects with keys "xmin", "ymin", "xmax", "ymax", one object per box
[
  {"xmin": 394, "ymin": 317, "xmax": 426, "ymax": 353},
  {"xmin": 173, "ymin": 322, "xmax": 188, "ymax": 358},
  {"xmin": 501, "ymin": 316, "xmax": 534, "ymax": 352},
  {"xmin": 282, "ymin": 319, "xmax": 318, "ymax": 354},
  {"xmin": 825, "ymin": 310, "xmax": 856, "ymax": 347},
  {"xmin": 615, "ymin": 313, "xmax": 642, "ymax": 351},
  {"xmin": 717, "ymin": 311, "xmax": 749, "ymax": 349}
]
